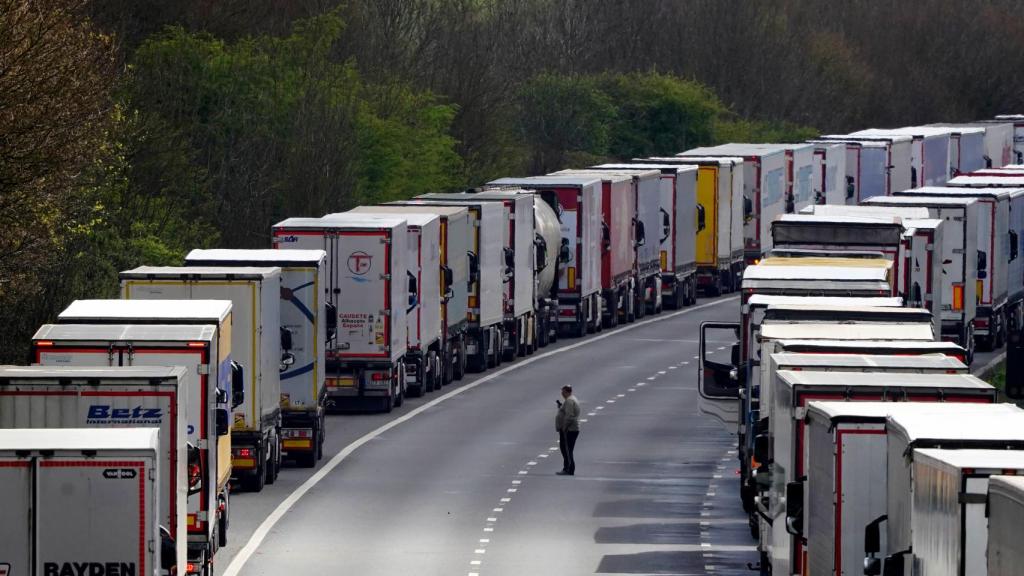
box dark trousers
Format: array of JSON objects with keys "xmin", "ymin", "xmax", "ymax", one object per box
[{"xmin": 559, "ymin": 430, "xmax": 579, "ymax": 473}]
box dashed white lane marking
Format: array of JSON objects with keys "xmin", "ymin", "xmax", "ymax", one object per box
[
  {"xmin": 487, "ymin": 517, "xmax": 497, "ymax": 522},
  {"xmin": 716, "ymin": 346, "xmax": 726, "ymax": 351},
  {"xmin": 527, "ymin": 461, "xmax": 537, "ymax": 466},
  {"xmin": 668, "ymin": 366, "xmax": 677, "ymax": 370},
  {"xmin": 646, "ymin": 376, "xmax": 657, "ymax": 380},
  {"xmin": 596, "ymin": 406, "xmax": 605, "ymax": 410},
  {"xmin": 483, "ymin": 527, "xmax": 494, "ymax": 532},
  {"xmin": 617, "ymin": 393, "xmax": 626, "ymax": 397},
  {"xmin": 470, "ymin": 560, "xmax": 482, "ymax": 566},
  {"xmin": 549, "ymin": 446, "xmax": 558, "ymax": 451},
  {"xmin": 606, "ymin": 400, "xmax": 616, "ymax": 404},
  {"xmin": 511, "ymin": 480, "xmax": 521, "ymax": 485},
  {"xmin": 693, "ymin": 355, "xmax": 699, "ymax": 359},
  {"xmin": 518, "ymin": 470, "xmax": 528, "ymax": 475},
  {"xmin": 588, "ymin": 412, "xmax": 597, "ymax": 416},
  {"xmin": 222, "ymin": 295, "xmax": 739, "ymax": 576},
  {"xmin": 681, "ymin": 361, "xmax": 689, "ymax": 365},
  {"xmin": 627, "ymin": 389, "xmax": 635, "ymax": 393},
  {"xmin": 636, "ymin": 383, "xmax": 645, "ymax": 387},
  {"xmin": 469, "ymin": 572, "xmax": 479, "ymax": 576},
  {"xmin": 493, "ymin": 507, "xmax": 503, "ymax": 512},
  {"xmin": 580, "ymin": 419, "xmax": 589, "ymax": 423},
  {"xmin": 475, "ymin": 549, "xmax": 486, "ymax": 554},
  {"xmin": 480, "ymin": 539, "xmax": 490, "ymax": 543},
  {"xmin": 538, "ymin": 453, "xmax": 549, "ymax": 458},
  {"xmin": 500, "ymin": 497, "xmax": 511, "ymax": 503},
  {"xmin": 507, "ymin": 488, "xmax": 517, "ymax": 493},
  {"xmin": 658, "ymin": 370, "xmax": 666, "ymax": 374}
]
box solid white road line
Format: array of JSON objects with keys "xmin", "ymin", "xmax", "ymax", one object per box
[{"xmin": 220, "ymin": 295, "xmax": 739, "ymax": 576}]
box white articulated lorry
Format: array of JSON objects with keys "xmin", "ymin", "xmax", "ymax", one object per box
[
  {"xmin": 333, "ymin": 211, "xmax": 443, "ymax": 396},
  {"xmin": 864, "ymin": 195, "xmax": 980, "ymax": 357},
  {"xmin": 387, "ymin": 199, "xmax": 503, "ymax": 368},
  {"xmin": 32, "ymin": 318, "xmax": 237, "ymax": 572},
  {"xmin": 936, "ymin": 122, "xmax": 1015, "ymax": 169},
  {"xmin": 909, "ymin": 449, "xmax": 1024, "ymax": 576},
  {"xmin": 0, "ymin": 428, "xmax": 167, "ymax": 576},
  {"xmin": 185, "ymin": 249, "xmax": 329, "ymax": 467},
  {"xmin": 925, "ymin": 125, "xmax": 987, "ymax": 176},
  {"xmin": 765, "ymin": 371, "xmax": 995, "ymax": 576},
  {"xmin": 679, "ymin": 147, "xmax": 779, "ymax": 266},
  {"xmin": 272, "ymin": 216, "xmax": 410, "ymax": 410},
  {"xmin": 804, "ymin": 402, "xmax": 1005, "ymax": 576},
  {"xmin": 554, "ymin": 168, "xmax": 663, "ymax": 315},
  {"xmin": 348, "ymin": 204, "xmax": 470, "ymax": 383},
  {"xmin": 865, "ymin": 406, "xmax": 1024, "ymax": 576},
  {"xmin": 850, "ymin": 127, "xmax": 952, "ymax": 188},
  {"xmin": 417, "ymin": 191, "xmax": 537, "ymax": 358},
  {"xmin": 992, "ymin": 114, "xmax": 1024, "ymax": 164},
  {"xmin": 987, "ymin": 474, "xmax": 1024, "ymax": 576},
  {"xmin": 488, "ymin": 176, "xmax": 603, "ymax": 336},
  {"xmin": 807, "ymin": 141, "xmax": 848, "ymax": 205},
  {"xmin": 120, "ymin": 266, "xmax": 283, "ymax": 491},
  {"xmin": 898, "ymin": 184, "xmax": 1024, "ymax": 349},
  {"xmin": 0, "ymin": 366, "xmax": 193, "ymax": 575},
  {"xmin": 818, "ymin": 133, "xmax": 914, "ymax": 199},
  {"xmin": 596, "ymin": 163, "xmax": 699, "ymax": 309}
]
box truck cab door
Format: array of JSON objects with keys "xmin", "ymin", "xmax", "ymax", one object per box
[{"xmin": 697, "ymin": 321, "xmax": 741, "ymax": 426}]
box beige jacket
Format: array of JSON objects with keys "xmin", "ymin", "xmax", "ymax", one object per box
[{"xmin": 556, "ymin": 395, "xmax": 581, "ymax": 432}]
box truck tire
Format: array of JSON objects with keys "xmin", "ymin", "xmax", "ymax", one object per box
[
  {"xmin": 245, "ymin": 454, "xmax": 266, "ymax": 493},
  {"xmin": 408, "ymin": 357, "xmax": 425, "ymax": 398},
  {"xmin": 297, "ymin": 449, "xmax": 317, "ymax": 468},
  {"xmin": 454, "ymin": 334, "xmax": 467, "ymax": 380},
  {"xmin": 394, "ymin": 367, "xmax": 405, "ymax": 408},
  {"xmin": 625, "ymin": 287, "xmax": 636, "ymax": 323},
  {"xmin": 218, "ymin": 495, "xmax": 229, "ymax": 547},
  {"xmin": 381, "ymin": 394, "xmax": 393, "ymax": 413},
  {"xmin": 265, "ymin": 437, "xmax": 279, "ymax": 485}
]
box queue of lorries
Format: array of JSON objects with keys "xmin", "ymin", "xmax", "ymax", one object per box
[{"xmin": 3, "ymin": 116, "xmax": 1024, "ymax": 576}]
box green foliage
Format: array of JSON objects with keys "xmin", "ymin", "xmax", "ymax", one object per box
[
  {"xmin": 515, "ymin": 73, "xmax": 617, "ymax": 173},
  {"xmin": 714, "ymin": 118, "xmax": 819, "ymax": 144},
  {"xmin": 598, "ymin": 72, "xmax": 725, "ymax": 159},
  {"xmin": 126, "ymin": 11, "xmax": 462, "ymax": 246}
]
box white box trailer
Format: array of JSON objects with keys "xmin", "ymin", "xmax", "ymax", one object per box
[
  {"xmin": 926, "ymin": 124, "xmax": 988, "ymax": 175},
  {"xmin": 864, "ymin": 195, "xmax": 980, "ymax": 355},
  {"xmin": 767, "ymin": 371, "xmax": 995, "ymax": 576},
  {"xmin": 898, "ymin": 184, "xmax": 1021, "ymax": 348},
  {"xmin": 993, "ymin": 114, "xmax": 1024, "ymax": 164},
  {"xmin": 805, "ymin": 402, "xmax": 1006, "ymax": 576},
  {"xmin": 851, "ymin": 128, "xmax": 952, "ymax": 188},
  {"xmin": 910, "ymin": 449, "xmax": 1024, "ymax": 576},
  {"xmin": 808, "ymin": 141, "xmax": 849, "ymax": 205},
  {"xmin": 597, "ymin": 163, "xmax": 699, "ymax": 309},
  {"xmin": 0, "ymin": 428, "xmax": 166, "ymax": 576},
  {"xmin": 987, "ymin": 474, "xmax": 1024, "ymax": 576},
  {"xmin": 185, "ymin": 249, "xmax": 328, "ymax": 467},
  {"xmin": 417, "ymin": 191, "xmax": 537, "ymax": 360},
  {"xmin": 32, "ymin": 321, "xmax": 236, "ymax": 570},
  {"xmin": 698, "ymin": 299, "xmax": 934, "ymax": 528},
  {"xmin": 389, "ymin": 199, "xmax": 504, "ymax": 368},
  {"xmin": 120, "ymin": 266, "xmax": 283, "ymax": 490},
  {"xmin": 819, "ymin": 134, "xmax": 914, "ymax": 197},
  {"xmin": 0, "ymin": 366, "xmax": 194, "ymax": 573},
  {"xmin": 489, "ymin": 176, "xmax": 603, "ymax": 337},
  {"xmin": 272, "ymin": 216, "xmax": 410, "ymax": 410},
  {"xmin": 554, "ymin": 168, "xmax": 664, "ymax": 316},
  {"xmin": 878, "ymin": 407, "xmax": 1024, "ymax": 574},
  {"xmin": 939, "ymin": 122, "xmax": 1015, "ymax": 168},
  {"xmin": 348, "ymin": 204, "xmax": 470, "ymax": 383},
  {"xmin": 339, "ymin": 210, "xmax": 443, "ymax": 397},
  {"xmin": 679, "ymin": 146, "xmax": 782, "ymax": 265}
]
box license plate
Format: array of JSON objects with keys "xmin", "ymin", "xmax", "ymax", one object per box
[
  {"xmin": 328, "ymin": 376, "xmax": 355, "ymax": 388},
  {"xmin": 466, "ymin": 344, "xmax": 478, "ymax": 354},
  {"xmin": 283, "ymin": 439, "xmax": 312, "ymax": 450}
]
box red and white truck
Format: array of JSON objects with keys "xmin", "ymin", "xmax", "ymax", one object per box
[
  {"xmin": 597, "ymin": 163, "xmax": 699, "ymax": 308},
  {"xmin": 33, "ymin": 317, "xmax": 238, "ymax": 572},
  {"xmin": 817, "ymin": 133, "xmax": 914, "ymax": 199},
  {"xmin": 273, "ymin": 216, "xmax": 411, "ymax": 410},
  {"xmin": 0, "ymin": 366, "xmax": 192, "ymax": 574},
  {"xmin": 0, "ymin": 428, "xmax": 169, "ymax": 576},
  {"xmin": 489, "ymin": 176, "xmax": 604, "ymax": 335}
]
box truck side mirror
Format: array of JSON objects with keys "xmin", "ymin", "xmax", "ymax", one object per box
[
  {"xmin": 697, "ymin": 322, "xmax": 741, "ymax": 400},
  {"xmin": 696, "ymin": 204, "xmax": 706, "ymax": 232},
  {"xmin": 280, "ymin": 326, "xmax": 293, "ymax": 351},
  {"xmin": 160, "ymin": 526, "xmax": 177, "ymax": 572},
  {"xmin": 187, "ymin": 442, "xmax": 203, "ymax": 495},
  {"xmin": 785, "ymin": 193, "xmax": 795, "ymax": 214},
  {"xmin": 635, "ymin": 219, "xmax": 646, "ymax": 247},
  {"xmin": 230, "ymin": 361, "xmax": 245, "ymax": 409},
  {"xmin": 863, "ymin": 514, "xmax": 887, "ymax": 575},
  {"xmin": 503, "ymin": 247, "xmax": 515, "ymax": 280},
  {"xmin": 978, "ymin": 250, "xmax": 988, "ymax": 279},
  {"xmin": 325, "ymin": 302, "xmax": 338, "ymax": 342},
  {"xmin": 407, "ymin": 271, "xmax": 419, "ymax": 309},
  {"xmin": 846, "ymin": 176, "xmax": 856, "ymax": 200},
  {"xmin": 216, "ymin": 408, "xmax": 230, "ymax": 437},
  {"xmin": 601, "ymin": 221, "xmax": 611, "ymax": 252},
  {"xmin": 1011, "ymin": 230, "xmax": 1019, "ymax": 262},
  {"xmin": 785, "ymin": 480, "xmax": 804, "ymax": 536},
  {"xmin": 754, "ymin": 434, "xmax": 770, "ymax": 466},
  {"xmin": 467, "ymin": 251, "xmax": 480, "ymax": 287},
  {"xmin": 534, "ymin": 235, "xmax": 548, "ymax": 272},
  {"xmin": 559, "ymin": 239, "xmax": 572, "ymax": 264},
  {"xmin": 731, "ymin": 343, "xmax": 740, "ymax": 367},
  {"xmin": 744, "ymin": 197, "xmax": 753, "ymax": 218},
  {"xmin": 660, "ymin": 208, "xmax": 671, "ymax": 243},
  {"xmin": 442, "ymin": 265, "xmax": 454, "ymax": 301},
  {"xmin": 1006, "ymin": 328, "xmax": 1024, "ymax": 399}
]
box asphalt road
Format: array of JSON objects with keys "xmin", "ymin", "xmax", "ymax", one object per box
[{"xmin": 215, "ymin": 293, "xmax": 757, "ymax": 576}]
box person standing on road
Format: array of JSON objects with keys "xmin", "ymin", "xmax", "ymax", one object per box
[{"xmin": 556, "ymin": 385, "xmax": 580, "ymax": 476}]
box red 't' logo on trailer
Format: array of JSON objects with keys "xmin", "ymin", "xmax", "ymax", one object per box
[{"xmin": 347, "ymin": 252, "xmax": 373, "ymax": 275}]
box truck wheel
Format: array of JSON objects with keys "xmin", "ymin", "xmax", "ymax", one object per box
[
  {"xmin": 297, "ymin": 449, "xmax": 317, "ymax": 468},
  {"xmin": 218, "ymin": 495, "xmax": 229, "ymax": 547},
  {"xmin": 635, "ymin": 287, "xmax": 646, "ymax": 319},
  {"xmin": 265, "ymin": 438, "xmax": 279, "ymax": 485},
  {"xmin": 626, "ymin": 287, "xmax": 636, "ymax": 323},
  {"xmin": 503, "ymin": 327, "xmax": 517, "ymax": 361},
  {"xmin": 408, "ymin": 358, "xmax": 424, "ymax": 398},
  {"xmin": 454, "ymin": 335, "xmax": 467, "ymax": 380},
  {"xmin": 246, "ymin": 456, "xmax": 266, "ymax": 493},
  {"xmin": 395, "ymin": 367, "xmax": 405, "ymax": 407},
  {"xmin": 382, "ymin": 394, "xmax": 394, "ymax": 413}
]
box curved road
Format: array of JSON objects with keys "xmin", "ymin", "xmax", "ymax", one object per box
[{"xmin": 214, "ymin": 294, "xmax": 756, "ymax": 575}]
